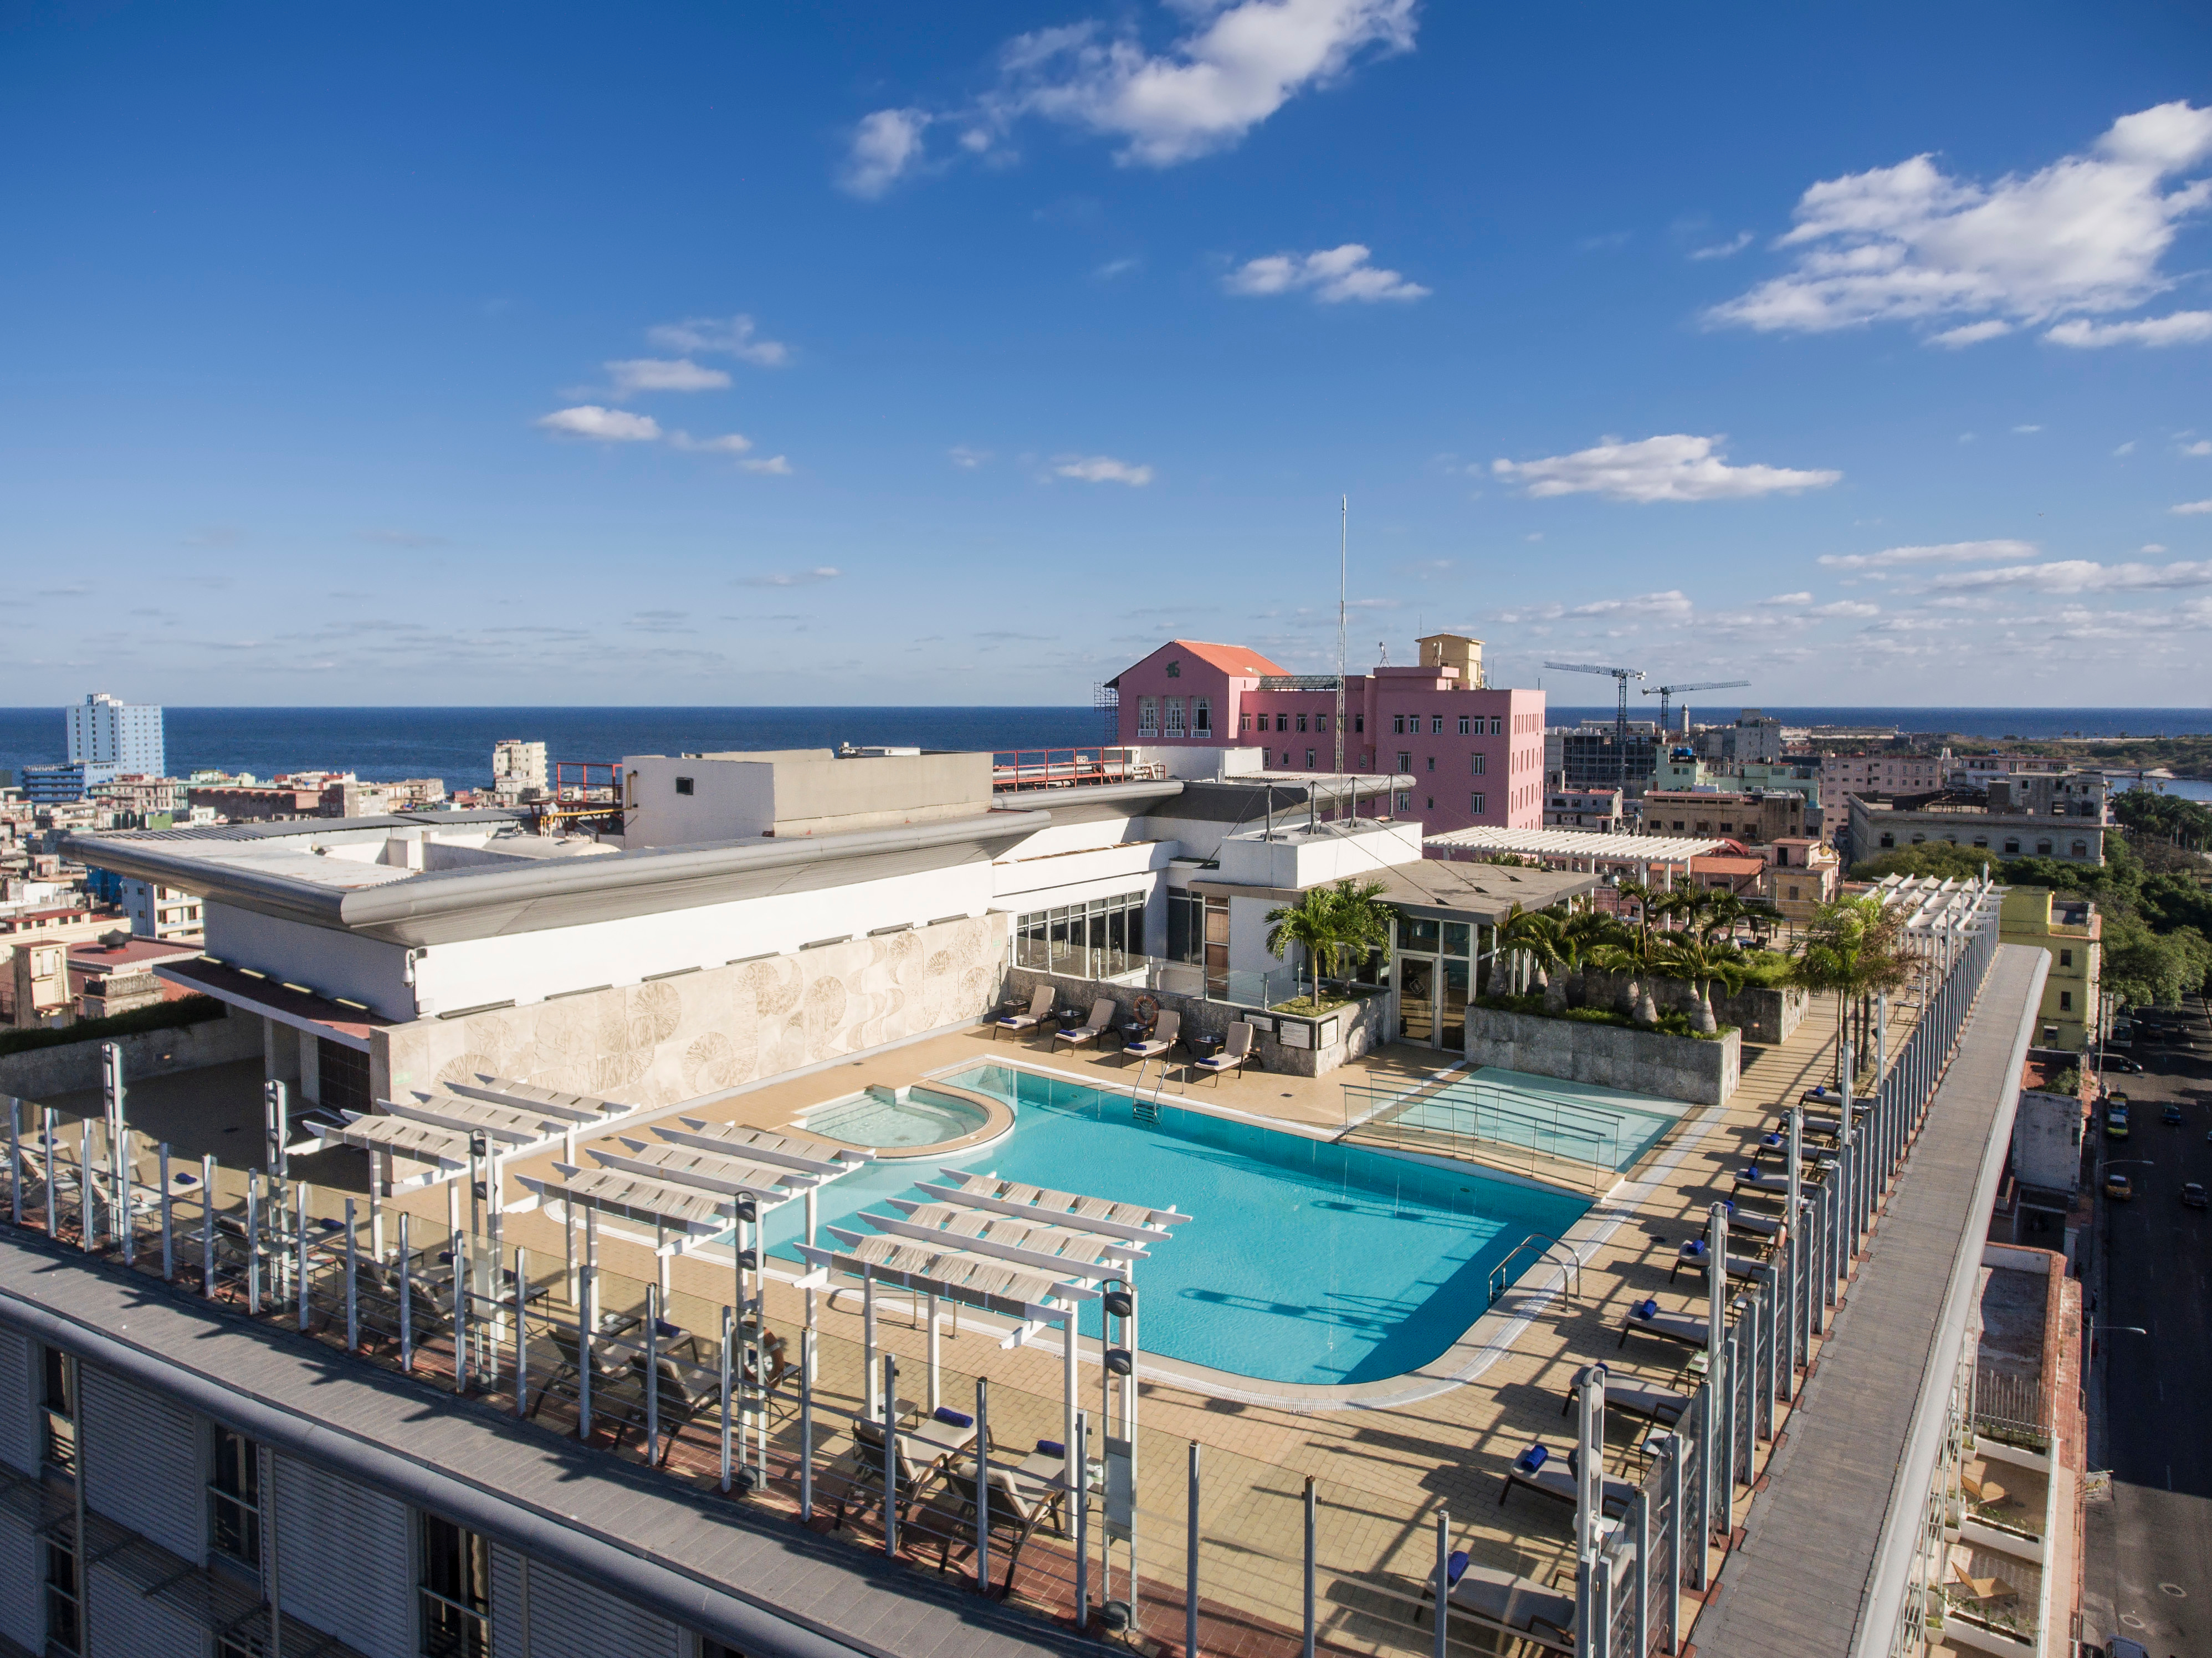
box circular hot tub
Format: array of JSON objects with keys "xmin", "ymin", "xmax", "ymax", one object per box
[{"xmin": 796, "ymin": 1083, "xmax": 1012, "ymax": 1158}]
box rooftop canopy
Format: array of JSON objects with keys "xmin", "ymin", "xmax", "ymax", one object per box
[
  {"xmin": 1425, "ymin": 825, "xmax": 1726, "ymax": 866},
  {"xmin": 308, "ymin": 1074, "xmax": 638, "ymax": 1189}
]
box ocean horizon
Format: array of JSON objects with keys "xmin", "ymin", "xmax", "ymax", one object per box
[{"xmin": 3, "ymin": 703, "xmax": 2209, "ymax": 792}]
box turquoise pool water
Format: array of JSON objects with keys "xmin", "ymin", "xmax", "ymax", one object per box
[
  {"xmin": 803, "ymin": 1087, "xmax": 987, "ymax": 1148},
  {"xmin": 1374, "ymin": 1066, "xmax": 1687, "ymax": 1173},
  {"xmin": 760, "ymin": 1063, "xmax": 1589, "ymax": 1386}
]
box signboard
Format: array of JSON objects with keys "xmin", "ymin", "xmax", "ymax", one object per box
[
  {"xmin": 1278, "ymin": 1021, "xmax": 1312, "ymax": 1050},
  {"xmin": 1317, "ymin": 1016, "xmax": 1340, "ymax": 1048}
]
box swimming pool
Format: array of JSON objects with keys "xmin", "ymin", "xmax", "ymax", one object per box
[
  {"xmin": 1368, "ymin": 1067, "xmax": 1688, "ymax": 1174},
  {"xmin": 803, "ymin": 1086, "xmax": 988, "ymax": 1149},
  {"xmin": 761, "ymin": 1062, "xmax": 1590, "ymax": 1386}
]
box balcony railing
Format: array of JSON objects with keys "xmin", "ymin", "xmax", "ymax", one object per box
[{"xmin": 990, "ymin": 749, "xmax": 1168, "ymax": 792}]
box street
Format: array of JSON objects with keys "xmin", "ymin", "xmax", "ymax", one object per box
[{"xmin": 2084, "ymin": 991, "xmax": 2212, "ymax": 1657}]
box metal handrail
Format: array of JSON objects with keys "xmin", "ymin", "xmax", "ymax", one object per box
[{"xmin": 1487, "ymin": 1232, "xmax": 1582, "ymax": 1306}]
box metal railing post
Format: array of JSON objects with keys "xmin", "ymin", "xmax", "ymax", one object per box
[
  {"xmin": 43, "ymin": 1108, "xmax": 58, "ymax": 1240},
  {"xmin": 1192, "ymin": 1443, "xmax": 1206, "ymax": 1657},
  {"xmin": 645, "ymin": 1286, "xmax": 660, "ymax": 1462},
  {"xmin": 295, "ymin": 1182, "xmax": 310, "ymax": 1329},
  {"xmin": 719, "ymin": 1304, "xmax": 734, "ymax": 1494},
  {"xmin": 882, "ymin": 1354, "xmax": 899, "ymax": 1557},
  {"xmin": 158, "ymin": 1142, "xmax": 172, "ymax": 1280},
  {"xmin": 79, "ymin": 1115, "xmax": 94, "ymax": 1251},
  {"xmin": 1302, "ymin": 1475, "xmax": 1317, "ymax": 1658},
  {"xmin": 1660, "ymin": 1432, "xmax": 1681, "ymax": 1653},
  {"xmin": 1074, "ymin": 1408, "xmax": 1090, "ymax": 1628},
  {"xmin": 976, "ymin": 1376, "xmax": 992, "ymax": 1595},
  {"xmin": 246, "ymin": 1181, "xmax": 261, "ymax": 1314},
  {"xmin": 5, "ymin": 1097, "xmax": 17, "ymax": 1229},
  {"xmin": 513, "ymin": 1246, "xmax": 528, "ymax": 1414},
  {"xmin": 344, "ymin": 1198, "xmax": 360, "ymax": 1350},
  {"xmin": 198, "ymin": 1150, "xmax": 216, "ymax": 1297},
  {"xmin": 1432, "ymin": 1504, "xmax": 1450, "ymax": 1658},
  {"xmin": 798, "ymin": 1332, "xmax": 815, "ymax": 1523},
  {"xmin": 399, "ymin": 1212, "xmax": 414, "ymax": 1372},
  {"xmin": 454, "ymin": 1227, "xmax": 469, "ymax": 1395}
]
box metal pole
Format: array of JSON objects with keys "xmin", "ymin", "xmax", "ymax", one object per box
[
  {"xmin": 1575, "ymin": 1364, "xmax": 1604, "ymax": 1658},
  {"xmin": 158, "ymin": 1142, "xmax": 172, "ymax": 1280},
  {"xmin": 246, "ymin": 1181, "xmax": 261, "ymax": 1314},
  {"xmin": 927, "ymin": 1290, "xmax": 940, "ymax": 1415},
  {"xmin": 43, "ymin": 1108, "xmax": 57, "ymax": 1240},
  {"xmin": 1432, "ymin": 1504, "xmax": 1450, "ymax": 1658},
  {"xmin": 345, "ymin": 1198, "xmax": 359, "ymax": 1351},
  {"xmin": 454, "ymin": 1214, "xmax": 469, "ymax": 1395},
  {"xmin": 4, "ymin": 1096, "xmax": 17, "ymax": 1229},
  {"xmin": 1302, "ymin": 1475, "xmax": 1317, "ymax": 1658},
  {"xmin": 513, "ymin": 1246, "xmax": 528, "ymax": 1415},
  {"xmin": 197, "ymin": 1149, "xmax": 214, "ymax": 1297},
  {"xmin": 720, "ymin": 1302, "xmax": 734, "ymax": 1494},
  {"xmin": 882, "ymin": 1354, "xmax": 900, "ymax": 1557},
  {"xmin": 1074, "ymin": 1408, "xmax": 1090, "ymax": 1629},
  {"xmin": 1063, "ymin": 1311, "xmax": 1078, "ymax": 1503},
  {"xmin": 798, "ymin": 1332, "xmax": 815, "ymax": 1522},
  {"xmin": 102, "ymin": 1042, "xmax": 125, "ymax": 1250},
  {"xmin": 400, "ymin": 1212, "xmax": 414, "ymax": 1372},
  {"xmin": 1659, "ymin": 1432, "xmax": 1681, "ymax": 1653},
  {"xmin": 862, "ymin": 1265, "xmax": 877, "ymax": 1416},
  {"xmin": 645, "ymin": 1285, "xmax": 660, "ymax": 1463},
  {"xmin": 1192, "ymin": 1444, "xmax": 1206, "ymax": 1658},
  {"xmin": 1634, "ymin": 1483, "xmax": 1650, "ymax": 1658},
  {"xmin": 78, "ymin": 1115, "xmax": 93, "ymax": 1252},
  {"xmin": 580, "ymin": 1207, "xmax": 597, "ymax": 1440},
  {"xmin": 976, "ymin": 1376, "xmax": 992, "ymax": 1595},
  {"xmin": 295, "ymin": 1180, "xmax": 309, "ymax": 1327}
]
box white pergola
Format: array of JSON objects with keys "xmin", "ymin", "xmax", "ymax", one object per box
[
  {"xmin": 1869, "ymin": 872, "xmax": 2001, "ymax": 970},
  {"xmin": 1425, "ymin": 825, "xmax": 1724, "ymax": 882}
]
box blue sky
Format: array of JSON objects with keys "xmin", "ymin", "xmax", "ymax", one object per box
[{"xmin": 3, "ymin": 2, "xmax": 2209, "ymax": 708}]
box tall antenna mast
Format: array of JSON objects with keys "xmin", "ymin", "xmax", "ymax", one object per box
[{"xmin": 1335, "ymin": 495, "xmax": 1347, "ymax": 778}]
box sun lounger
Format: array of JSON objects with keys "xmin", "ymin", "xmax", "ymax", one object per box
[
  {"xmin": 995, "ymin": 985, "xmax": 1055, "ymax": 1041},
  {"xmin": 1052, "ymin": 998, "xmax": 1117, "ymax": 1053},
  {"xmin": 1420, "ymin": 1555, "xmax": 1575, "ymax": 1653},
  {"xmin": 1730, "ymin": 1167, "xmax": 1794, "ymax": 1198},
  {"xmin": 1119, "ymin": 1009, "xmax": 1180, "ymax": 1066},
  {"xmin": 1191, "ymin": 1022, "xmax": 1255, "ymax": 1085},
  {"xmin": 1560, "ymin": 1365, "xmax": 1689, "ymax": 1429},
  {"xmin": 1668, "ymin": 1241, "xmax": 1769, "ymax": 1285},
  {"xmin": 831, "ymin": 1414, "xmax": 969, "ymax": 1529},
  {"xmin": 1722, "ymin": 1206, "xmax": 1784, "ymax": 1240},
  {"xmin": 1619, "ymin": 1301, "xmax": 1712, "ymax": 1350},
  {"xmin": 922, "ymin": 1450, "xmax": 1067, "ymax": 1589},
  {"xmin": 1499, "ymin": 1451, "xmax": 1636, "ymax": 1519}
]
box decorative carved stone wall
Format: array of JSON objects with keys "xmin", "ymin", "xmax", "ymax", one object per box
[{"xmin": 376, "ymin": 914, "xmax": 1004, "ymax": 1107}]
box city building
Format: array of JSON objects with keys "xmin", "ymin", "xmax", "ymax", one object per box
[
  {"xmin": 493, "ymin": 739, "xmax": 549, "ymax": 801},
  {"xmin": 320, "ymin": 777, "xmax": 448, "ymax": 818},
  {"xmin": 89, "ymin": 774, "xmax": 187, "ymax": 822},
  {"xmin": 65, "ymin": 931, "xmax": 203, "ymax": 1020},
  {"xmin": 1542, "ymin": 786, "xmax": 1625, "ymax": 832},
  {"xmin": 67, "ymin": 690, "xmax": 166, "ymax": 779},
  {"xmin": 187, "ymin": 784, "xmax": 328, "ymax": 822},
  {"xmin": 5, "ymin": 937, "xmax": 70, "ymax": 1026},
  {"xmin": 1109, "ymin": 634, "xmax": 1547, "ymax": 836},
  {"xmin": 1999, "ymin": 887, "xmax": 2102, "ymax": 1051},
  {"xmin": 1692, "ymin": 708, "xmax": 1784, "ymax": 764},
  {"xmin": 1636, "ymin": 787, "xmax": 1806, "ymax": 847},
  {"xmin": 22, "ymin": 763, "xmax": 95, "ymax": 806},
  {"xmin": 1762, "ymin": 836, "xmax": 1840, "ymax": 923},
  {"xmin": 1546, "ymin": 719, "xmax": 1660, "ymax": 797},
  {"xmin": 1821, "ymin": 751, "xmax": 1945, "ymax": 801},
  {"xmin": 122, "ymin": 878, "xmax": 206, "ymax": 940},
  {"xmin": 1847, "ymin": 772, "xmax": 2110, "ymax": 869}
]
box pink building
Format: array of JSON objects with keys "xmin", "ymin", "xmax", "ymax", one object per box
[{"xmin": 1107, "ymin": 634, "xmax": 1546, "ymax": 836}]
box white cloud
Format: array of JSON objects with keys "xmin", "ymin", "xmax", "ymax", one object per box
[
  {"xmin": 2046, "ymin": 310, "xmax": 2212, "ymax": 347},
  {"xmin": 841, "ymin": 108, "xmax": 931, "ymax": 197},
  {"xmin": 1566, "ymin": 590, "xmax": 1694, "ymax": 619},
  {"xmin": 734, "ymin": 566, "xmax": 841, "ymax": 588},
  {"xmin": 1930, "ymin": 557, "xmax": 2212, "ymax": 593},
  {"xmin": 1816, "ymin": 538, "xmax": 2037, "ymax": 571},
  {"xmin": 738, "ymin": 455, "xmax": 793, "ymax": 476},
  {"xmin": 852, "ymin": 0, "xmax": 1414, "ymax": 192},
  {"xmin": 2183, "ymin": 440, "xmax": 2212, "ymax": 456},
  {"xmin": 1707, "ymin": 101, "xmax": 2212, "ymax": 341},
  {"xmin": 667, "ymin": 431, "xmax": 754, "ymax": 454},
  {"xmin": 1054, "ymin": 454, "xmax": 1154, "ymax": 485},
  {"xmin": 2012, "ymin": 423, "xmax": 2042, "ymax": 433},
  {"xmin": 1224, "ymin": 243, "xmax": 1429, "ymax": 302},
  {"xmin": 2114, "ymin": 440, "xmax": 2137, "ymax": 454},
  {"xmin": 536, "ymin": 405, "xmax": 662, "ymax": 442},
  {"xmin": 1928, "ymin": 320, "xmax": 2014, "ymax": 348},
  {"xmin": 605, "ymin": 358, "xmax": 731, "ymax": 396},
  {"xmin": 1806, "ymin": 598, "xmax": 1882, "ymax": 617},
  {"xmin": 2173, "ymin": 499, "xmax": 2212, "ymax": 515},
  {"xmin": 1688, "ymin": 232, "xmax": 1754, "ymax": 260},
  {"xmin": 2143, "ymin": 543, "xmax": 2168, "ymax": 552},
  {"xmin": 1760, "ymin": 591, "xmax": 1814, "ymax": 606},
  {"xmin": 1492, "ymin": 433, "xmax": 1841, "ymax": 503},
  {"xmin": 949, "ymin": 446, "xmax": 992, "ymax": 469},
  {"xmin": 646, "ymin": 315, "xmax": 790, "ymax": 366}
]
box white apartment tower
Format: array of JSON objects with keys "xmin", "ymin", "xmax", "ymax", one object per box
[
  {"xmin": 491, "ymin": 738, "xmax": 549, "ymax": 797},
  {"xmin": 66, "ymin": 691, "xmax": 165, "ymax": 779}
]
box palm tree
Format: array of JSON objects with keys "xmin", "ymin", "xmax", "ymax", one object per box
[
  {"xmin": 1657, "ymin": 935, "xmax": 1748, "ymax": 1034},
  {"xmin": 1264, "ymin": 888, "xmax": 1336, "ymax": 1007},
  {"xmin": 1320, "ymin": 878, "xmax": 1394, "ymax": 992},
  {"xmin": 1560, "ymin": 911, "xmax": 1617, "ymax": 1009},
  {"xmin": 1697, "ymin": 891, "xmax": 1779, "ymax": 948},
  {"xmin": 1647, "ymin": 888, "xmax": 1700, "ymax": 934},
  {"xmin": 1501, "ymin": 906, "xmax": 1569, "ymax": 1010},
  {"xmin": 1612, "ymin": 878, "xmax": 1651, "ymax": 929},
  {"xmin": 1789, "ymin": 894, "xmax": 1911, "ymax": 1088},
  {"xmin": 1594, "ymin": 926, "xmax": 1666, "ymax": 1024}
]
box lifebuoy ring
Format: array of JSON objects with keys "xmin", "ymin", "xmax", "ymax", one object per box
[{"xmin": 1133, "ymin": 994, "xmax": 1160, "ymax": 1030}]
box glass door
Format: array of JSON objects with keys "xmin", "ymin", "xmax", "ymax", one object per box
[
  {"xmin": 1399, "ymin": 957, "xmax": 1436, "ymax": 1045},
  {"xmin": 1441, "ymin": 959, "xmax": 1469, "ymax": 1049}
]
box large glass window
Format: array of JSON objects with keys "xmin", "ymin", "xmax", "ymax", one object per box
[
  {"xmin": 1138, "ymin": 697, "xmax": 1159, "ymax": 737},
  {"xmin": 1015, "ymin": 893, "xmax": 1148, "ymax": 978},
  {"xmin": 1164, "ymin": 698, "xmax": 1187, "ymax": 736},
  {"xmin": 1193, "ymin": 697, "xmax": 1211, "ymax": 735},
  {"xmin": 44, "ymin": 1537, "xmax": 80, "ymax": 1656},
  {"xmin": 420, "ymin": 1515, "xmax": 491, "ymax": 1658},
  {"xmin": 40, "ymin": 1347, "xmax": 75, "ymax": 1477},
  {"xmin": 209, "ymin": 1425, "xmax": 263, "ymax": 1572}
]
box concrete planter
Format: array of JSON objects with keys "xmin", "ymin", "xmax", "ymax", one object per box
[
  {"xmin": 1001, "ymin": 965, "xmax": 1392, "ymax": 1078},
  {"xmin": 1573, "ymin": 969, "xmax": 1805, "ymax": 1046},
  {"xmin": 1462, "ymin": 1005, "xmax": 1740, "ymax": 1106},
  {"xmin": 0, "ymin": 1005, "xmax": 264, "ymax": 1102}
]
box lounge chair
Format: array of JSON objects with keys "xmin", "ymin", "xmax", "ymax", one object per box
[
  {"xmin": 995, "ymin": 986, "xmax": 1054, "ymax": 1042},
  {"xmin": 637, "ymin": 1352, "xmax": 725, "ymax": 1466},
  {"xmin": 1559, "ymin": 1364, "xmax": 1689, "ymax": 1429},
  {"xmin": 1191, "ymin": 1022, "xmax": 1255, "ymax": 1086},
  {"xmin": 531, "ymin": 1322, "xmax": 644, "ymax": 1441},
  {"xmin": 831, "ymin": 1412, "xmax": 974, "ymax": 1529},
  {"xmin": 1419, "ymin": 1554, "xmax": 1576, "ymax": 1653},
  {"xmin": 1499, "ymin": 1449, "xmax": 1636, "ymax": 1519},
  {"xmin": 1729, "ymin": 1166, "xmax": 1795, "ymax": 1199},
  {"xmin": 1619, "ymin": 1301, "xmax": 1712, "ymax": 1350},
  {"xmin": 922, "ymin": 1453, "xmax": 1067, "ymax": 1590},
  {"xmin": 1120, "ymin": 1009, "xmax": 1180, "ymax": 1066},
  {"xmin": 1052, "ymin": 998, "xmax": 1117, "ymax": 1053},
  {"xmin": 1668, "ymin": 1241, "xmax": 1770, "ymax": 1285},
  {"xmin": 1721, "ymin": 1206, "xmax": 1785, "ymax": 1240}
]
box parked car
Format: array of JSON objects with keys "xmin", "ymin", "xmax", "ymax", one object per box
[
  {"xmin": 2105, "ymin": 1172, "xmax": 2133, "ymax": 1200},
  {"xmin": 2164, "ymin": 1104, "xmax": 2184, "ymax": 1125},
  {"xmin": 2105, "ymin": 1107, "xmax": 2130, "ymax": 1140},
  {"xmin": 2182, "ymin": 1182, "xmax": 2209, "ymax": 1210},
  {"xmin": 2106, "ymin": 1091, "xmax": 2131, "ymax": 1107},
  {"xmin": 2102, "ymin": 1055, "xmax": 2144, "ymax": 1074}
]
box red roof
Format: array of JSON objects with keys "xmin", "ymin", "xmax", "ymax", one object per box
[
  {"xmin": 1112, "ymin": 639, "xmax": 1289, "ymax": 684},
  {"xmin": 67, "ymin": 937, "xmax": 203, "ymax": 970}
]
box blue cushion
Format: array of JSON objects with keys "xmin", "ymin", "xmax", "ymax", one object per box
[
  {"xmin": 175, "ymin": 1171, "xmax": 197, "ymax": 1185},
  {"xmin": 1742, "ymin": 1166, "xmax": 1759, "ymax": 1179},
  {"xmin": 1763, "ymin": 1133, "xmax": 1783, "ymax": 1147},
  {"xmin": 934, "ymin": 1407, "xmax": 975, "ymax": 1429},
  {"xmin": 1513, "ymin": 1445, "xmax": 1547, "ymax": 1474},
  {"xmin": 1682, "ymin": 1239, "xmax": 1706, "ymax": 1257},
  {"xmin": 1035, "ymin": 1439, "xmax": 1066, "ymax": 1457},
  {"xmin": 653, "ymin": 1318, "xmax": 681, "ymax": 1339},
  {"xmin": 1722, "ymin": 1199, "xmax": 1735, "ymax": 1214},
  {"xmin": 1447, "ymin": 1550, "xmax": 1469, "ymax": 1586},
  {"xmin": 1635, "ymin": 1297, "xmax": 1658, "ymax": 1319}
]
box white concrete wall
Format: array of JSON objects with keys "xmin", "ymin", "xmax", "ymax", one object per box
[
  {"xmin": 205, "ymin": 905, "xmax": 417, "ymax": 1021},
  {"xmin": 992, "ymin": 840, "xmax": 1171, "ymax": 910},
  {"xmin": 2013, "ymin": 1087, "xmax": 2083, "ymax": 1192},
  {"xmin": 1214, "ymin": 821, "xmax": 1422, "ymax": 889},
  {"xmin": 623, "ymin": 754, "xmax": 786, "ymax": 846}
]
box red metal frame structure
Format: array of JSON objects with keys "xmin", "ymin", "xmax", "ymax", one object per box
[
  {"xmin": 990, "ymin": 748, "xmax": 1165, "ymax": 792},
  {"xmin": 526, "ymin": 761, "xmax": 623, "ymax": 829}
]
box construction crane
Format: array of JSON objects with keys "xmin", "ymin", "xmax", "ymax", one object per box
[
  {"xmin": 1642, "ymin": 679, "xmax": 1750, "ymax": 739},
  {"xmin": 1544, "ymin": 661, "xmax": 1646, "ymax": 793}
]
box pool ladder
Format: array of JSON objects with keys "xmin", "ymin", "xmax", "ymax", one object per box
[
  {"xmin": 1128, "ymin": 1058, "xmax": 1171, "ymax": 1123},
  {"xmin": 1486, "ymin": 1234, "xmax": 1583, "ymax": 1308}
]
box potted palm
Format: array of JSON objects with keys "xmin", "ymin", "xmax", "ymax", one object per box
[{"xmin": 1657, "ymin": 935, "xmax": 1748, "ymax": 1035}]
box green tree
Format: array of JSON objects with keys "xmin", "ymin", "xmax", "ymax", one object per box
[
  {"xmin": 1321, "ymin": 878, "xmax": 1395, "ymax": 989},
  {"xmin": 1656, "ymin": 935, "xmax": 1749, "ymax": 1035},
  {"xmin": 1264, "ymin": 888, "xmax": 1337, "ymax": 1006},
  {"xmin": 1790, "ymin": 894, "xmax": 1912, "ymax": 1087},
  {"xmin": 1593, "ymin": 925, "xmax": 1667, "ymax": 1024},
  {"xmin": 1500, "ymin": 905, "xmax": 1570, "ymax": 1009},
  {"xmin": 1848, "ymin": 842, "xmax": 1989, "ymax": 883}
]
